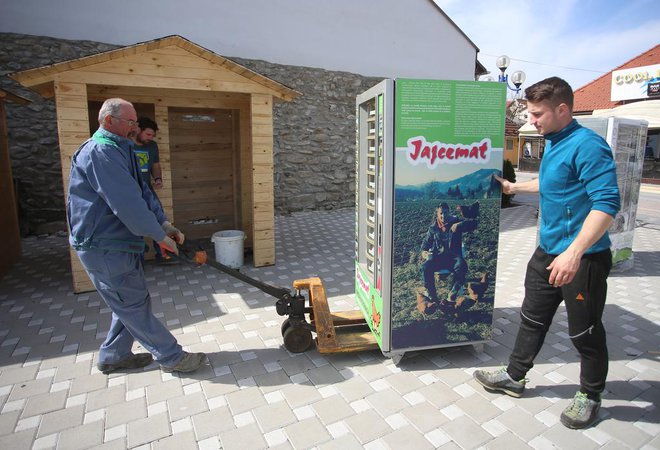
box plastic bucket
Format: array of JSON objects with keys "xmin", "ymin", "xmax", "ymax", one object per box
[{"xmin": 211, "ymin": 230, "xmax": 245, "ymax": 268}]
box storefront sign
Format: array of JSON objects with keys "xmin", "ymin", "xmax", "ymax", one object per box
[
  {"xmin": 649, "ymin": 81, "xmax": 660, "ymax": 97},
  {"xmin": 611, "ymin": 64, "xmax": 660, "ymax": 101}
]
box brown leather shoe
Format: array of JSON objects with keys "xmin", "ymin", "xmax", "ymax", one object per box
[
  {"xmin": 97, "ymin": 353, "xmax": 153, "ymax": 374},
  {"xmin": 161, "ymin": 352, "xmax": 207, "ymax": 373}
]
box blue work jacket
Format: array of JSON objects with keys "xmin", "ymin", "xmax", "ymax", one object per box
[{"xmin": 67, "ymin": 128, "xmax": 167, "ymax": 253}]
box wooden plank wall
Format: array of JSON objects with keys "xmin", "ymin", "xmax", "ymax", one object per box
[
  {"xmin": 169, "ymin": 107, "xmax": 237, "ymax": 240},
  {"xmin": 251, "ymin": 94, "xmax": 275, "ymax": 266},
  {"xmin": 54, "ymin": 80, "xmax": 95, "ymax": 293},
  {"xmin": 0, "ymin": 99, "xmax": 21, "ymax": 277}
]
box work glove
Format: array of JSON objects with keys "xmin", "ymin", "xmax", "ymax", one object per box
[
  {"xmin": 162, "ymin": 221, "xmax": 185, "ymax": 244},
  {"xmin": 158, "ymin": 235, "xmax": 179, "ymax": 256}
]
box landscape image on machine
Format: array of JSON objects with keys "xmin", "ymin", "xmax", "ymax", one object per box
[{"xmin": 390, "ymin": 79, "xmax": 506, "ymax": 350}]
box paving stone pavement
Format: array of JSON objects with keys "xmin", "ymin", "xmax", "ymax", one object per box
[{"xmin": 0, "ymin": 206, "xmax": 658, "ymax": 449}]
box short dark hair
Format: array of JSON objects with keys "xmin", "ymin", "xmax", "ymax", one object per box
[
  {"xmin": 137, "ymin": 117, "xmax": 158, "ymax": 132},
  {"xmin": 525, "ymin": 77, "xmax": 574, "ymax": 110},
  {"xmin": 437, "ymin": 202, "xmax": 450, "ymax": 211}
]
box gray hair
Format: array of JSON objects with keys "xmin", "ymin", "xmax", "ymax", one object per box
[{"xmin": 98, "ymin": 98, "xmax": 128, "ymax": 124}]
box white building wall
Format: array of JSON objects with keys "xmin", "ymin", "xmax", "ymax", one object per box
[{"xmin": 0, "ymin": 0, "xmax": 477, "ymax": 80}]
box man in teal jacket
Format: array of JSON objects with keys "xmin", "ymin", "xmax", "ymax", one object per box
[
  {"xmin": 68, "ymin": 98, "xmax": 206, "ymax": 374},
  {"xmin": 473, "ymin": 77, "xmax": 620, "ymax": 429}
]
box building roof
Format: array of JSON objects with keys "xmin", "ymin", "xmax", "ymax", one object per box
[
  {"xmin": 573, "ymin": 44, "xmax": 660, "ymax": 113},
  {"xmin": 9, "ymin": 35, "xmax": 300, "ymax": 101}
]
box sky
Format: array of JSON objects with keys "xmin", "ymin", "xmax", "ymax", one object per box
[{"xmin": 434, "ymin": 0, "xmax": 660, "ymax": 93}]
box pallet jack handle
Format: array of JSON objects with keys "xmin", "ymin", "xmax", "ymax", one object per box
[{"xmin": 161, "ymin": 243, "xmax": 305, "ymax": 318}]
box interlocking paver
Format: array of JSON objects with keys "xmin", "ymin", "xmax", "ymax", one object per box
[
  {"xmin": 254, "ymin": 369, "xmax": 291, "ymax": 393},
  {"xmin": 127, "ymin": 413, "xmax": 171, "ymax": 448},
  {"xmin": 306, "ymin": 364, "xmax": 344, "ymax": 386},
  {"xmin": 0, "ymin": 409, "xmax": 19, "ymax": 436},
  {"xmin": 344, "ymin": 409, "xmax": 392, "ymax": 444},
  {"xmin": 252, "ymin": 400, "xmax": 297, "ymax": 433},
  {"xmin": 0, "ymin": 364, "xmax": 38, "ymax": 386},
  {"xmin": 57, "ymin": 420, "xmax": 104, "ymax": 450},
  {"xmin": 152, "ymin": 429, "xmax": 198, "ymax": 450},
  {"xmin": 281, "ymin": 383, "xmax": 322, "ymax": 409},
  {"xmin": 284, "ymin": 416, "xmax": 332, "ymax": 449},
  {"xmin": 22, "ymin": 390, "xmax": 67, "ymax": 417},
  {"xmin": 333, "ymin": 376, "xmax": 374, "ymax": 402},
  {"xmin": 317, "ymin": 433, "xmax": 364, "ymax": 450},
  {"xmin": 381, "ymin": 424, "xmax": 435, "ymax": 449},
  {"xmin": 365, "ymin": 387, "xmax": 410, "ymax": 417},
  {"xmin": 482, "ymin": 431, "xmax": 532, "ymax": 449},
  {"xmin": 85, "ymin": 384, "xmax": 126, "ymax": 411},
  {"xmin": 191, "ymin": 406, "xmax": 235, "ymax": 440},
  {"xmin": 219, "ymin": 422, "xmax": 267, "ymax": 450},
  {"xmin": 441, "ymin": 414, "xmax": 493, "ymax": 448},
  {"xmin": 496, "ymin": 405, "xmax": 548, "ymax": 442},
  {"xmin": 0, "ymin": 428, "xmax": 37, "ymax": 449},
  {"xmin": 146, "ymin": 378, "xmax": 184, "ymax": 404},
  {"xmin": 37, "ymin": 404, "xmax": 85, "ymax": 437},
  {"xmin": 311, "ymin": 394, "xmax": 355, "ymax": 425},
  {"xmin": 69, "ymin": 372, "xmax": 108, "ymax": 396},
  {"xmin": 105, "ymin": 397, "xmax": 147, "ymax": 428},
  {"xmin": 167, "ymin": 391, "xmax": 209, "ymax": 422},
  {"xmin": 7, "ymin": 377, "xmax": 51, "ymax": 401}
]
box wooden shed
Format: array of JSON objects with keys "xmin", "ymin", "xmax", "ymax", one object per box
[
  {"xmin": 9, "ymin": 35, "xmax": 300, "ymax": 293},
  {"xmin": 0, "ymin": 88, "xmax": 30, "ymax": 277}
]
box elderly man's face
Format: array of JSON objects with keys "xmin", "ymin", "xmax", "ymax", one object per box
[{"xmin": 105, "ymin": 103, "xmax": 139, "ymax": 138}]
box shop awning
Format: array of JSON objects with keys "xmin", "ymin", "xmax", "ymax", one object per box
[{"xmin": 590, "ymin": 99, "xmax": 660, "ymax": 129}]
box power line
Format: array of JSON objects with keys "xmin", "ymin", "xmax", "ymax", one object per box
[{"xmin": 481, "ymin": 53, "xmax": 606, "ymax": 74}]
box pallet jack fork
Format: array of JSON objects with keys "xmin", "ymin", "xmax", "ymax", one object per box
[{"xmin": 166, "ymin": 244, "xmax": 378, "ymax": 354}]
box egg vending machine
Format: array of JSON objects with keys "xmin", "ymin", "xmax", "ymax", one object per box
[
  {"xmin": 355, "ymin": 79, "xmax": 507, "ymax": 358},
  {"xmin": 574, "ymin": 116, "xmax": 648, "ymax": 271}
]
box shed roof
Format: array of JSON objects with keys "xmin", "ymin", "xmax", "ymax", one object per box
[
  {"xmin": 9, "ymin": 35, "xmax": 300, "ymax": 101},
  {"xmin": 573, "ymin": 44, "xmax": 659, "ymax": 113}
]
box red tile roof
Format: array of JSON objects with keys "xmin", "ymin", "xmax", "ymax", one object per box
[{"xmin": 573, "ymin": 44, "xmax": 660, "ymax": 113}]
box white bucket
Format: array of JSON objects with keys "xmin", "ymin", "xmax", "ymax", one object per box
[{"xmin": 211, "ymin": 230, "xmax": 245, "ymax": 268}]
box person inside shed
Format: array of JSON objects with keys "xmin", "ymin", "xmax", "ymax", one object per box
[
  {"xmin": 67, "ymin": 97, "xmax": 207, "ymax": 374},
  {"xmin": 131, "ymin": 116, "xmax": 170, "ymax": 263}
]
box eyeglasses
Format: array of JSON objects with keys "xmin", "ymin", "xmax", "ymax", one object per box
[{"xmin": 111, "ymin": 116, "xmax": 139, "ymax": 127}]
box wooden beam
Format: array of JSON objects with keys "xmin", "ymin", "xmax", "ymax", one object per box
[
  {"xmin": 250, "ymin": 94, "xmax": 275, "ymax": 267},
  {"xmin": 54, "ymin": 81, "xmax": 94, "ymax": 293}
]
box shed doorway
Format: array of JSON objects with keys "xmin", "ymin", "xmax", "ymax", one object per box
[{"xmin": 169, "ymin": 107, "xmax": 241, "ymax": 240}]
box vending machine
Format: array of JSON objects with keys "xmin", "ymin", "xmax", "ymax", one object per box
[
  {"xmin": 355, "ymin": 79, "xmax": 507, "ymax": 358},
  {"xmin": 575, "ymin": 117, "xmax": 648, "ymax": 271}
]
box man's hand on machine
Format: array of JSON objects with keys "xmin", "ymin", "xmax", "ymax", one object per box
[{"xmin": 162, "ymin": 221, "xmax": 185, "ymax": 244}]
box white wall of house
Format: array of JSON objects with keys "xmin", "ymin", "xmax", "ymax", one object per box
[{"xmin": 0, "ymin": 0, "xmax": 477, "ymax": 80}]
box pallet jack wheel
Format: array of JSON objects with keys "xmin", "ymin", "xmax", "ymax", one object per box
[
  {"xmin": 280, "ymin": 318, "xmax": 291, "ymax": 336},
  {"xmin": 283, "ymin": 326, "xmax": 313, "ymax": 353}
]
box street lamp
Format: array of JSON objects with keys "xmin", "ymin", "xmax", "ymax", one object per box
[{"xmin": 496, "ymin": 55, "xmax": 526, "ymax": 95}]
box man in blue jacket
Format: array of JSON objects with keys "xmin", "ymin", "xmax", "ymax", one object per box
[
  {"xmin": 68, "ymin": 98, "xmax": 207, "ymax": 374},
  {"xmin": 473, "ymin": 77, "xmax": 620, "ymax": 429}
]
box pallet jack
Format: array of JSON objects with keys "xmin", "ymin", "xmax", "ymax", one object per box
[{"xmin": 166, "ymin": 244, "xmax": 379, "ymax": 354}]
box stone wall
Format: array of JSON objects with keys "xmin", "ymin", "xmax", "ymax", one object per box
[{"xmin": 0, "ymin": 33, "xmax": 382, "ymax": 235}]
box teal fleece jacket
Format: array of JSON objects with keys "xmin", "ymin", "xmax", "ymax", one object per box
[{"xmin": 538, "ymin": 119, "xmax": 620, "ymax": 255}]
